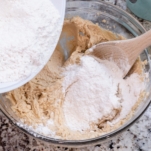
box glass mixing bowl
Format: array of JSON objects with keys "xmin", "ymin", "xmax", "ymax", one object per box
[{"xmin": 0, "ymin": 0, "xmax": 151, "ymax": 147}]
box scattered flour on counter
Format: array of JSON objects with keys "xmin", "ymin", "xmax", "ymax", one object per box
[
  {"xmin": 0, "ymin": 0, "xmax": 61, "ymax": 83},
  {"xmin": 62, "ymin": 55, "xmax": 144, "ymax": 131}
]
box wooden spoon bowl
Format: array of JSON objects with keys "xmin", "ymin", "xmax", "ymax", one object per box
[{"xmin": 91, "ymin": 29, "xmax": 151, "ymax": 77}]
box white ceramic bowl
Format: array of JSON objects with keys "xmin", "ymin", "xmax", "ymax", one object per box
[{"xmin": 0, "ymin": 0, "xmax": 66, "ymax": 93}]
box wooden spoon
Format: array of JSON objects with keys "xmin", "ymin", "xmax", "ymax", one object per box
[{"xmin": 90, "ymin": 29, "xmax": 151, "ymax": 77}]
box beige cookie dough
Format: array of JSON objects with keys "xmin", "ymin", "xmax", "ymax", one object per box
[{"xmin": 6, "ymin": 17, "xmax": 144, "ymax": 140}]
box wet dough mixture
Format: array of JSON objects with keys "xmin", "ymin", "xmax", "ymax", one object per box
[{"xmin": 7, "ymin": 17, "xmax": 145, "ymax": 140}]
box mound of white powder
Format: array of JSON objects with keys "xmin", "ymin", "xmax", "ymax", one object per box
[
  {"xmin": 0, "ymin": 0, "xmax": 61, "ymax": 82},
  {"xmin": 62, "ymin": 55, "xmax": 144, "ymax": 131}
]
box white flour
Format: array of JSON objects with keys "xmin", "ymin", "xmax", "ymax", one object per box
[
  {"xmin": 62, "ymin": 55, "xmax": 144, "ymax": 131},
  {"xmin": 0, "ymin": 0, "xmax": 61, "ymax": 82}
]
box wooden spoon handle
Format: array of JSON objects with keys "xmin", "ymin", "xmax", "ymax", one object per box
[
  {"xmin": 134, "ymin": 29, "xmax": 151, "ymax": 53},
  {"xmin": 117, "ymin": 29, "xmax": 151, "ymax": 65}
]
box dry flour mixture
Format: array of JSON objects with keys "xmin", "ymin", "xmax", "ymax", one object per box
[
  {"xmin": 62, "ymin": 55, "xmax": 144, "ymax": 132},
  {"xmin": 0, "ymin": 0, "xmax": 61, "ymax": 82}
]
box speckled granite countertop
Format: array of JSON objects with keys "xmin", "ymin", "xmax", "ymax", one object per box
[{"xmin": 0, "ymin": 0, "xmax": 151, "ymax": 151}]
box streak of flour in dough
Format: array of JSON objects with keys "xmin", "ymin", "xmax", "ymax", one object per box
[
  {"xmin": 0, "ymin": 0, "xmax": 61, "ymax": 82},
  {"xmin": 62, "ymin": 55, "xmax": 144, "ymax": 131}
]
